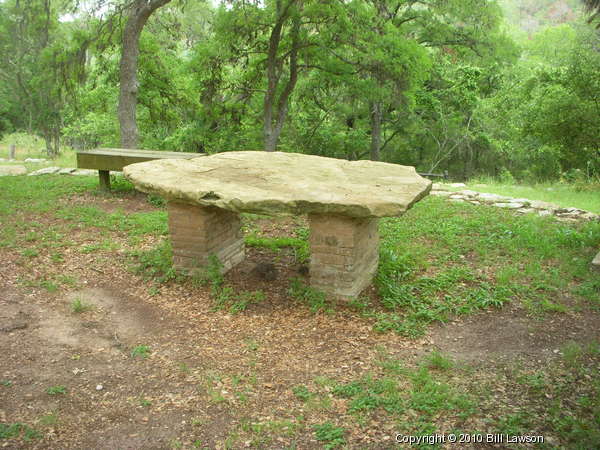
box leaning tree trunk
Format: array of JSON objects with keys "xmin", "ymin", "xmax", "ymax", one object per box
[{"xmin": 118, "ymin": 0, "xmax": 171, "ymax": 149}]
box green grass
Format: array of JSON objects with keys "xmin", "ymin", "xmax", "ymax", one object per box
[
  {"xmin": 70, "ymin": 298, "xmax": 93, "ymax": 313},
  {"xmin": 463, "ymin": 180, "xmax": 600, "ymax": 213},
  {"xmin": 367, "ymin": 196, "xmax": 600, "ymax": 337},
  {"xmin": 46, "ymin": 385, "xmax": 67, "ymax": 395},
  {"xmin": 0, "ymin": 423, "xmax": 42, "ymax": 441},
  {"xmin": 131, "ymin": 345, "xmax": 151, "ymax": 359}
]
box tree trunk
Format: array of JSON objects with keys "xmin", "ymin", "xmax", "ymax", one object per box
[
  {"xmin": 263, "ymin": 1, "xmax": 299, "ymax": 151},
  {"xmin": 370, "ymin": 101, "xmax": 383, "ymax": 161},
  {"xmin": 118, "ymin": 0, "xmax": 171, "ymax": 149}
]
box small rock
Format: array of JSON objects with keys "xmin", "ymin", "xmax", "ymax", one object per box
[
  {"xmin": 538, "ymin": 210, "xmax": 552, "ymax": 217},
  {"xmin": 581, "ymin": 212, "xmax": 599, "ymax": 221},
  {"xmin": 71, "ymin": 169, "xmax": 96, "ymax": 176},
  {"xmin": 493, "ymin": 202, "xmax": 524, "ymax": 209},
  {"xmin": 516, "ymin": 208, "xmax": 535, "ymax": 214},
  {"xmin": 510, "ymin": 198, "xmax": 531, "ymax": 206},
  {"xmin": 58, "ymin": 168, "xmax": 76, "ymax": 175},
  {"xmin": 450, "ymin": 182, "xmax": 466, "ymax": 188},
  {"xmin": 96, "ymin": 384, "xmax": 103, "ymax": 391},
  {"xmin": 0, "ymin": 165, "xmax": 27, "ymax": 176},
  {"xmin": 458, "ymin": 189, "xmax": 479, "ymax": 197},
  {"xmin": 24, "ymin": 158, "xmax": 47, "ymax": 163},
  {"xmin": 478, "ymin": 193, "xmax": 510, "ymax": 203},
  {"xmin": 28, "ymin": 166, "xmax": 61, "ymax": 176},
  {"xmin": 430, "ymin": 190, "xmax": 452, "ymax": 197},
  {"xmin": 530, "ymin": 200, "xmax": 560, "ymax": 211},
  {"xmin": 449, "ymin": 194, "xmax": 466, "ymax": 200},
  {"xmin": 592, "ymin": 252, "xmax": 600, "ymax": 272},
  {"xmin": 431, "ymin": 183, "xmax": 448, "ymax": 191}
]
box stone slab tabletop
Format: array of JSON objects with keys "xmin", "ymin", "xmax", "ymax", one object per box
[{"xmin": 123, "ymin": 151, "xmax": 431, "ymax": 218}]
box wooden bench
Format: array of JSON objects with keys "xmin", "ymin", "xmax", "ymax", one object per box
[{"xmin": 76, "ymin": 148, "xmax": 203, "ymax": 190}]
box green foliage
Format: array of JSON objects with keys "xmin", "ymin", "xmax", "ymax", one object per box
[
  {"xmin": 70, "ymin": 298, "xmax": 93, "ymax": 313},
  {"xmin": 0, "ymin": 423, "xmax": 42, "ymax": 441},
  {"xmin": 46, "ymin": 385, "xmax": 67, "ymax": 395},
  {"xmin": 312, "ymin": 423, "xmax": 346, "ymax": 449},
  {"xmin": 131, "ymin": 345, "xmax": 151, "ymax": 359},
  {"xmin": 288, "ymin": 278, "xmax": 332, "ymax": 313}
]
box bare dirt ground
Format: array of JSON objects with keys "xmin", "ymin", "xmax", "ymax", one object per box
[{"xmin": 1, "ymin": 192, "xmax": 599, "ymax": 449}]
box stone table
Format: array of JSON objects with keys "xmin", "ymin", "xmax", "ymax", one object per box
[{"xmin": 124, "ymin": 151, "xmax": 431, "ymax": 297}]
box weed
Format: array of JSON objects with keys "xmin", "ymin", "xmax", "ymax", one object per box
[
  {"xmin": 0, "ymin": 423, "xmax": 42, "ymax": 441},
  {"xmin": 139, "ymin": 397, "xmax": 152, "ymax": 407},
  {"xmin": 421, "ymin": 351, "xmax": 454, "ymax": 372},
  {"xmin": 229, "ymin": 290, "xmax": 265, "ymax": 314},
  {"xmin": 70, "ymin": 298, "xmax": 93, "ymax": 313},
  {"xmin": 313, "ymin": 423, "xmax": 345, "ymax": 449},
  {"xmin": 245, "ymin": 234, "xmax": 309, "ymax": 263},
  {"xmin": 131, "ymin": 345, "xmax": 151, "ymax": 359},
  {"xmin": 288, "ymin": 278, "xmax": 332, "ymax": 313},
  {"xmin": 46, "ymin": 385, "xmax": 67, "ymax": 395},
  {"xmin": 20, "ymin": 248, "xmax": 39, "ymax": 258},
  {"xmin": 147, "ymin": 194, "xmax": 165, "ymax": 208},
  {"xmin": 292, "ymin": 385, "xmax": 313, "ymax": 402},
  {"xmin": 38, "ymin": 412, "xmax": 59, "ymax": 426},
  {"xmin": 1, "ymin": 380, "xmax": 12, "ymax": 387},
  {"xmin": 516, "ymin": 371, "xmax": 547, "ymax": 391},
  {"xmin": 131, "ymin": 239, "xmax": 180, "ymax": 283}
]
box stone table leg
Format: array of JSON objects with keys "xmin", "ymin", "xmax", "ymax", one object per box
[
  {"xmin": 168, "ymin": 202, "xmax": 245, "ymax": 273},
  {"xmin": 308, "ymin": 214, "xmax": 379, "ymax": 298}
]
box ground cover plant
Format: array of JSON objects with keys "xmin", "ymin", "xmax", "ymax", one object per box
[{"xmin": 1, "ymin": 174, "xmax": 599, "ymax": 448}]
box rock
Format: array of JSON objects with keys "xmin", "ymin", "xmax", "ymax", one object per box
[
  {"xmin": 96, "ymin": 384, "xmax": 103, "ymax": 391},
  {"xmin": 450, "ymin": 182, "xmax": 466, "ymax": 188},
  {"xmin": 477, "ymin": 193, "xmax": 511, "ymax": 203},
  {"xmin": 431, "ymin": 183, "xmax": 448, "ymax": 191},
  {"xmin": 449, "ymin": 194, "xmax": 467, "ymax": 200},
  {"xmin": 529, "ymin": 200, "xmax": 560, "ymax": 211},
  {"xmin": 493, "ymin": 202, "xmax": 524, "ymax": 209},
  {"xmin": 458, "ymin": 190, "xmax": 479, "ymax": 197},
  {"xmin": 28, "ymin": 166, "xmax": 61, "ymax": 176},
  {"xmin": 449, "ymin": 198, "xmax": 465, "ymax": 203},
  {"xmin": 71, "ymin": 169, "xmax": 96, "ymax": 176},
  {"xmin": 0, "ymin": 165, "xmax": 27, "ymax": 176},
  {"xmin": 59, "ymin": 168, "xmax": 76, "ymax": 175},
  {"xmin": 592, "ymin": 252, "xmax": 600, "ymax": 272},
  {"xmin": 538, "ymin": 210, "xmax": 553, "ymax": 217},
  {"xmin": 124, "ymin": 151, "xmax": 431, "ymax": 218},
  {"xmin": 510, "ymin": 198, "xmax": 531, "ymax": 206},
  {"xmin": 430, "ymin": 190, "xmax": 452, "ymax": 197},
  {"xmin": 516, "ymin": 208, "xmax": 535, "ymax": 214},
  {"xmin": 581, "ymin": 212, "xmax": 599, "ymax": 221},
  {"xmin": 24, "ymin": 158, "xmax": 47, "ymax": 163}
]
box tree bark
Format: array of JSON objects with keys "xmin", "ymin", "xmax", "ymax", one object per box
[
  {"xmin": 118, "ymin": 0, "xmax": 171, "ymax": 149},
  {"xmin": 370, "ymin": 101, "xmax": 383, "ymax": 161},
  {"xmin": 263, "ymin": 1, "xmax": 300, "ymax": 152}
]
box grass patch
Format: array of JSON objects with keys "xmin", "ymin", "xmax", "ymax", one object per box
[
  {"xmin": 131, "ymin": 345, "xmax": 151, "ymax": 359},
  {"xmin": 0, "ymin": 423, "xmax": 42, "ymax": 441},
  {"xmin": 361, "ymin": 196, "xmax": 600, "ymax": 337},
  {"xmin": 464, "ymin": 180, "xmax": 600, "ymax": 213},
  {"xmin": 70, "ymin": 298, "xmax": 93, "ymax": 313},
  {"xmin": 46, "ymin": 385, "xmax": 67, "ymax": 395}
]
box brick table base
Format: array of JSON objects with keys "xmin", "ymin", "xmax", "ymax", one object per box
[
  {"xmin": 308, "ymin": 214, "xmax": 379, "ymax": 298},
  {"xmin": 168, "ymin": 202, "xmax": 244, "ymax": 272}
]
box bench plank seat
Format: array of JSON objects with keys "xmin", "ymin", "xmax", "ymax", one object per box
[{"xmin": 76, "ymin": 148, "xmax": 203, "ymax": 190}]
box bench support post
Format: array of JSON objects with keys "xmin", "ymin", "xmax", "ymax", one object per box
[
  {"xmin": 167, "ymin": 202, "xmax": 245, "ymax": 273},
  {"xmin": 308, "ymin": 214, "xmax": 379, "ymax": 299},
  {"xmin": 98, "ymin": 170, "xmax": 111, "ymax": 191}
]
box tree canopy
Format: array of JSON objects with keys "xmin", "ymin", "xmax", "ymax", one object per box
[{"xmin": 0, "ymin": 0, "xmax": 598, "ymax": 181}]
